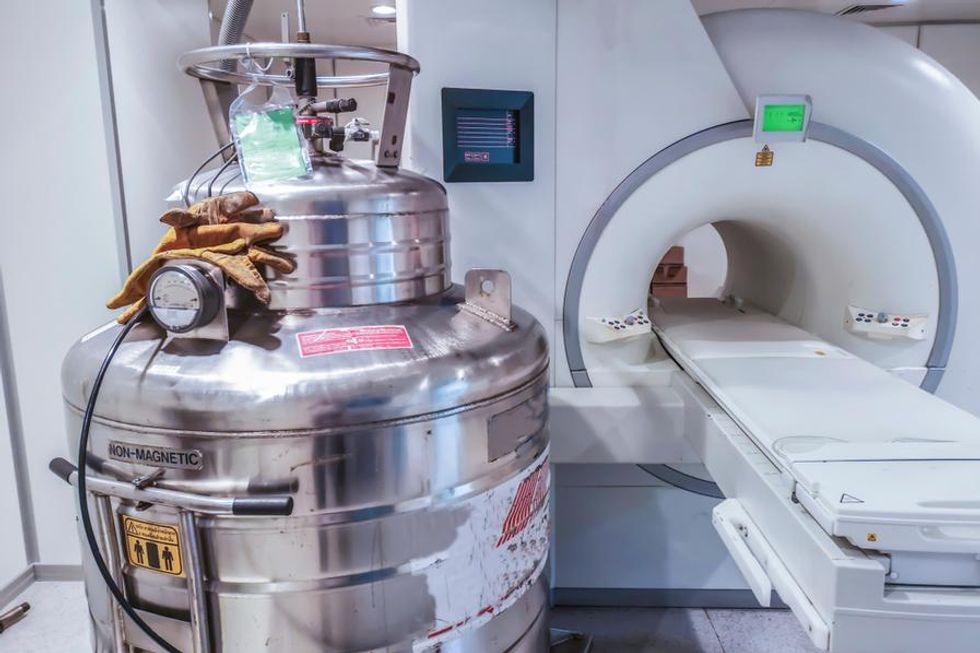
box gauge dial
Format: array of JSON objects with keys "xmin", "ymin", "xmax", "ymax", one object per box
[{"xmin": 147, "ymin": 264, "xmax": 220, "ymax": 333}]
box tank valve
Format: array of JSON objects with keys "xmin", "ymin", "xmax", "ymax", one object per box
[
  {"xmin": 296, "ymin": 115, "xmax": 350, "ymax": 152},
  {"xmin": 308, "ymin": 97, "xmax": 359, "ymax": 114},
  {"xmin": 345, "ymin": 117, "xmax": 375, "ymax": 143}
]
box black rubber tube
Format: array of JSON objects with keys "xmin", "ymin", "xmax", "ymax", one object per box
[
  {"xmin": 182, "ymin": 142, "xmax": 235, "ymax": 207},
  {"xmin": 232, "ymin": 496, "xmax": 294, "ymax": 516},
  {"xmin": 48, "ymin": 457, "xmax": 75, "ymax": 483},
  {"xmin": 74, "ymin": 307, "xmax": 183, "ymax": 653}
]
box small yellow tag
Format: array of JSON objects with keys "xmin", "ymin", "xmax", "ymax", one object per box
[
  {"xmin": 122, "ymin": 516, "xmax": 183, "ymax": 576},
  {"xmin": 755, "ymin": 145, "xmax": 774, "ymax": 167}
]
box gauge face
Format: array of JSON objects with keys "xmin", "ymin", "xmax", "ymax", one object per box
[{"xmin": 148, "ymin": 266, "xmax": 210, "ymax": 333}]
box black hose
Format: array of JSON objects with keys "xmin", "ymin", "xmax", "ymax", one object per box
[
  {"xmin": 75, "ymin": 306, "xmax": 182, "ymax": 653},
  {"xmin": 183, "ymin": 142, "xmax": 235, "ymax": 208},
  {"xmin": 218, "ymin": 169, "xmax": 242, "ymax": 195},
  {"xmin": 207, "ymin": 155, "xmax": 238, "ymax": 198}
]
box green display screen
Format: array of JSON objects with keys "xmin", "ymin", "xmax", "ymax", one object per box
[{"xmin": 762, "ymin": 104, "xmax": 806, "ymax": 132}]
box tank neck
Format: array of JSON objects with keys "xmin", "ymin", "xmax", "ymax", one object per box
[
  {"xmin": 266, "ymin": 210, "xmax": 452, "ymax": 309},
  {"xmin": 181, "ymin": 158, "xmax": 451, "ymax": 309}
]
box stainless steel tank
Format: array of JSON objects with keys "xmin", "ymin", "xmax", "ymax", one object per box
[{"xmin": 60, "ymin": 44, "xmax": 550, "ymax": 653}]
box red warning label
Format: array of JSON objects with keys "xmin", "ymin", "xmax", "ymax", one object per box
[
  {"xmin": 296, "ymin": 325, "xmax": 413, "ymax": 358},
  {"xmin": 497, "ymin": 462, "xmax": 549, "ymax": 547}
]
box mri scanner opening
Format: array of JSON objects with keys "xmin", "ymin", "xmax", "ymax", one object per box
[
  {"xmin": 649, "ymin": 224, "xmax": 728, "ymax": 300},
  {"xmin": 578, "ymin": 135, "xmax": 945, "ymax": 387}
]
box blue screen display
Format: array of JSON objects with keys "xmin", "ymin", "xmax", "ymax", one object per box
[{"xmin": 455, "ymin": 108, "xmax": 518, "ymax": 165}]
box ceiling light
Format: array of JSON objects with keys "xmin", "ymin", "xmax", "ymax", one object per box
[{"xmin": 372, "ymin": 1, "xmax": 396, "ymax": 17}]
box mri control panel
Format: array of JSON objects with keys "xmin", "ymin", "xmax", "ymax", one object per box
[{"xmin": 845, "ymin": 305, "xmax": 927, "ymax": 340}]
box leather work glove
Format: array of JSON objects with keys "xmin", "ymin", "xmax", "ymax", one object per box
[{"xmin": 107, "ymin": 192, "xmax": 295, "ymax": 323}]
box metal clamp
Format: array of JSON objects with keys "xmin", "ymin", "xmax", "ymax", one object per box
[{"xmin": 460, "ymin": 269, "xmax": 516, "ymax": 331}]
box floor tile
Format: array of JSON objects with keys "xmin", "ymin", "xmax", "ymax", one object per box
[
  {"xmin": 707, "ymin": 609, "xmax": 819, "ymax": 653},
  {"xmin": 551, "ymin": 607, "xmax": 724, "ymax": 653},
  {"xmin": 0, "ymin": 582, "xmax": 90, "ymax": 652}
]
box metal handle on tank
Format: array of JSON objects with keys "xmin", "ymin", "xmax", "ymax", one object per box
[
  {"xmin": 50, "ymin": 457, "xmax": 294, "ymax": 652},
  {"xmin": 178, "ymin": 43, "xmax": 420, "ymax": 88},
  {"xmin": 49, "ymin": 457, "xmax": 294, "ymax": 516}
]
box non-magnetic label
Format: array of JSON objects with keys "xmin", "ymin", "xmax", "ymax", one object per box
[{"xmin": 108, "ymin": 442, "xmax": 203, "ymax": 470}]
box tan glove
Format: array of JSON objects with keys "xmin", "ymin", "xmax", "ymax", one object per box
[{"xmin": 107, "ymin": 192, "xmax": 294, "ymax": 323}]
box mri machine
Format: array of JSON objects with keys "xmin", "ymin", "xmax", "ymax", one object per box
[
  {"xmin": 560, "ymin": 9, "xmax": 980, "ymax": 652},
  {"xmin": 401, "ymin": 3, "xmax": 980, "ymax": 652}
]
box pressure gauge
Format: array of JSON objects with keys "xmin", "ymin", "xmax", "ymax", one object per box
[{"xmin": 147, "ymin": 264, "xmax": 221, "ymax": 334}]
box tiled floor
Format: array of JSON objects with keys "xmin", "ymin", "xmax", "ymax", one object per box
[
  {"xmin": 0, "ymin": 582, "xmax": 90, "ymax": 652},
  {"xmin": 0, "ymin": 582, "xmax": 818, "ymax": 652},
  {"xmin": 551, "ymin": 606, "xmax": 818, "ymax": 653}
]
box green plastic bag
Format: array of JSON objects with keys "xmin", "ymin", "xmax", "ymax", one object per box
[{"xmin": 230, "ymin": 83, "xmax": 312, "ymax": 185}]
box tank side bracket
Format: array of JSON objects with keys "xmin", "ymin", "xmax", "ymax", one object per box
[{"xmin": 461, "ymin": 269, "xmax": 515, "ymax": 331}]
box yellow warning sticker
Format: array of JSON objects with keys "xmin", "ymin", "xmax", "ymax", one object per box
[
  {"xmin": 122, "ymin": 516, "xmax": 183, "ymax": 577},
  {"xmin": 755, "ymin": 145, "xmax": 774, "ymax": 167}
]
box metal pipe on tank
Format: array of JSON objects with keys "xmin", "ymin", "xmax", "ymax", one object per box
[{"xmin": 296, "ymin": 0, "xmax": 308, "ymax": 33}]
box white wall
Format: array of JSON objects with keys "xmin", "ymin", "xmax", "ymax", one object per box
[
  {"xmin": 918, "ymin": 25, "xmax": 980, "ymax": 98},
  {"xmin": 877, "ymin": 24, "xmax": 918, "ymax": 46},
  {"xmin": 398, "ymin": 0, "xmax": 558, "ymax": 382},
  {"xmin": 876, "ymin": 24, "xmax": 980, "ymax": 101},
  {"xmin": 0, "ymin": 0, "xmax": 223, "ymax": 570},
  {"xmin": 0, "ymin": 0, "xmax": 125, "ymax": 566},
  {"xmin": 105, "ymin": 0, "xmax": 218, "ymax": 263}
]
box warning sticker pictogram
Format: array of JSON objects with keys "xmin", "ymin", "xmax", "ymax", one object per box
[
  {"xmin": 840, "ymin": 493, "xmax": 865, "ymax": 504},
  {"xmin": 122, "ymin": 516, "xmax": 183, "ymax": 576}
]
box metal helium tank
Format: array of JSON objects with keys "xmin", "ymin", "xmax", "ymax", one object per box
[{"xmin": 56, "ymin": 41, "xmax": 550, "ymax": 653}]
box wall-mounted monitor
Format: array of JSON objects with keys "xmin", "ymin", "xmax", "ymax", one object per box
[{"xmin": 441, "ymin": 88, "xmax": 534, "ymax": 182}]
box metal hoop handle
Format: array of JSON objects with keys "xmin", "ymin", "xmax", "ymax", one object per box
[{"xmin": 178, "ymin": 43, "xmax": 421, "ymax": 88}]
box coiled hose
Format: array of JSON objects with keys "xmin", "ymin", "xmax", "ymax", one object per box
[{"xmin": 216, "ymin": 0, "xmax": 254, "ymax": 71}]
